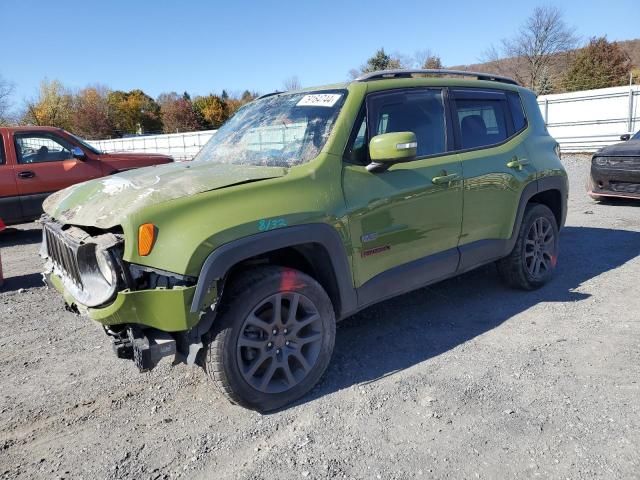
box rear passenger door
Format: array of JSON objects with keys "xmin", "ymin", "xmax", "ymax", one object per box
[
  {"xmin": 0, "ymin": 132, "xmax": 24, "ymax": 224},
  {"xmin": 451, "ymin": 88, "xmax": 533, "ymax": 269}
]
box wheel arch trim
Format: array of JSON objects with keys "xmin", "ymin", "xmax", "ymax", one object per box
[
  {"xmin": 529, "ymin": 175, "xmax": 568, "ymax": 230},
  {"xmin": 190, "ymin": 223, "xmax": 356, "ymax": 316},
  {"xmin": 508, "ymin": 175, "xmax": 567, "ymax": 250}
]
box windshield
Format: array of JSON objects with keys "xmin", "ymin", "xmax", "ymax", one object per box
[
  {"xmin": 70, "ymin": 134, "xmax": 102, "ymax": 154},
  {"xmin": 633, "ymin": 130, "xmax": 640, "ymax": 140},
  {"xmin": 193, "ymin": 90, "xmax": 346, "ymax": 167}
]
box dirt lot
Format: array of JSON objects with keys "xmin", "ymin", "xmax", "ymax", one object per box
[{"xmin": 1, "ymin": 155, "xmax": 639, "ymax": 480}]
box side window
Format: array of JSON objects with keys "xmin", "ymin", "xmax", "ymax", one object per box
[
  {"xmin": 14, "ymin": 133, "xmax": 74, "ymax": 164},
  {"xmin": 452, "ymin": 90, "xmax": 513, "ymax": 150},
  {"xmin": 507, "ymin": 91, "xmax": 527, "ymax": 133},
  {"xmin": 0, "ymin": 136, "xmax": 5, "ymax": 165},
  {"xmin": 368, "ymin": 89, "xmax": 446, "ymax": 157}
]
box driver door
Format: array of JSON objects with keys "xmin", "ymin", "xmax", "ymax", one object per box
[
  {"xmin": 342, "ymin": 88, "xmax": 463, "ymax": 303},
  {"xmin": 11, "ymin": 131, "xmax": 102, "ymax": 218}
]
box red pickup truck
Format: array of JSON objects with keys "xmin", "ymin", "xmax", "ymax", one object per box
[{"xmin": 0, "ymin": 126, "xmax": 172, "ymax": 225}]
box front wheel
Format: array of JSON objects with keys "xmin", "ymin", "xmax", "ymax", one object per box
[
  {"xmin": 497, "ymin": 203, "xmax": 559, "ymax": 290},
  {"xmin": 203, "ymin": 266, "xmax": 336, "ymax": 412}
]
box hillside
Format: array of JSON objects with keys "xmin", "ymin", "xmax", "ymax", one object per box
[{"xmin": 449, "ymin": 38, "xmax": 640, "ymax": 92}]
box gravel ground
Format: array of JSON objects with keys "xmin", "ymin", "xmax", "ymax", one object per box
[{"xmin": 1, "ymin": 155, "xmax": 639, "ymax": 480}]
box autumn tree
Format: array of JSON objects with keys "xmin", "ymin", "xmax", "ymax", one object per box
[
  {"xmin": 192, "ymin": 94, "xmax": 229, "ymax": 129},
  {"xmin": 221, "ymin": 91, "xmax": 255, "ymax": 117},
  {"xmin": 157, "ymin": 92, "xmax": 202, "ymax": 133},
  {"xmin": 423, "ymin": 56, "xmax": 443, "ymax": 70},
  {"xmin": 564, "ymin": 37, "xmax": 632, "ymax": 91},
  {"xmin": 23, "ymin": 79, "xmax": 74, "ymax": 129},
  {"xmin": 485, "ymin": 6, "xmax": 578, "ymax": 92},
  {"xmin": 107, "ymin": 89, "xmax": 162, "ymax": 135},
  {"xmin": 0, "ymin": 74, "xmax": 13, "ymax": 125},
  {"xmin": 72, "ymin": 86, "xmax": 113, "ymax": 139},
  {"xmin": 415, "ymin": 50, "xmax": 443, "ymax": 69},
  {"xmin": 241, "ymin": 90, "xmax": 258, "ymax": 102}
]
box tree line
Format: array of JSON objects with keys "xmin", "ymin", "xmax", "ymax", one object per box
[{"xmin": 1, "ymin": 79, "xmax": 259, "ymax": 138}]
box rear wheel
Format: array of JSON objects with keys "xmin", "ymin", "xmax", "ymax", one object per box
[
  {"xmin": 497, "ymin": 203, "xmax": 559, "ymax": 290},
  {"xmin": 203, "ymin": 266, "xmax": 336, "ymax": 411}
]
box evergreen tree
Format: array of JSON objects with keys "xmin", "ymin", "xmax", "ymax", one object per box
[
  {"xmin": 564, "ymin": 37, "xmax": 631, "ymax": 91},
  {"xmin": 537, "ymin": 68, "xmax": 554, "ymax": 95},
  {"xmin": 362, "ymin": 48, "xmax": 401, "ymax": 73}
]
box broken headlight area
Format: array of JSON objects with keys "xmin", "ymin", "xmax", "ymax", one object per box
[
  {"xmin": 42, "ymin": 219, "xmax": 125, "ymax": 308},
  {"xmin": 42, "ymin": 217, "xmax": 198, "ymax": 310},
  {"xmin": 127, "ymin": 264, "xmax": 196, "ymax": 290}
]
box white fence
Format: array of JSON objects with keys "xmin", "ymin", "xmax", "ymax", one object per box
[
  {"xmin": 87, "ymin": 130, "xmax": 217, "ymax": 161},
  {"xmin": 86, "ymin": 85, "xmax": 640, "ymax": 159},
  {"xmin": 537, "ymin": 85, "xmax": 639, "ymax": 152}
]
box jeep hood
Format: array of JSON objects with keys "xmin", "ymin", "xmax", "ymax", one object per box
[{"xmin": 43, "ymin": 162, "xmax": 287, "ymax": 228}]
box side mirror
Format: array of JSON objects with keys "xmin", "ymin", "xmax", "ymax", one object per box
[
  {"xmin": 71, "ymin": 146, "xmax": 86, "ymax": 160},
  {"xmin": 367, "ymin": 132, "xmax": 417, "ymax": 173},
  {"xmin": 620, "ymin": 134, "xmax": 631, "ymax": 141}
]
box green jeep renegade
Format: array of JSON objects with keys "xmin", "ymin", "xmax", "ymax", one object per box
[{"xmin": 41, "ymin": 69, "xmax": 567, "ymax": 411}]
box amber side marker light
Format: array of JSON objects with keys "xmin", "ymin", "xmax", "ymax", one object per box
[{"xmin": 138, "ymin": 223, "xmax": 157, "ymax": 256}]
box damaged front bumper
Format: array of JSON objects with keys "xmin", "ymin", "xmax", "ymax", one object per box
[
  {"xmin": 41, "ymin": 218, "xmax": 219, "ymax": 371},
  {"xmin": 589, "ymin": 156, "xmax": 640, "ymax": 199},
  {"xmin": 46, "ymin": 271, "xmax": 215, "ymax": 370},
  {"xmin": 45, "ymin": 271, "xmax": 200, "ymax": 331}
]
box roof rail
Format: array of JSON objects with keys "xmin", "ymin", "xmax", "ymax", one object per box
[
  {"xmin": 256, "ymin": 91, "xmax": 283, "ymax": 100},
  {"xmin": 354, "ymin": 69, "xmax": 519, "ymax": 86}
]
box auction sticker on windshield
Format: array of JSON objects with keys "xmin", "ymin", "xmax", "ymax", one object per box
[{"xmin": 296, "ymin": 94, "xmax": 342, "ymax": 107}]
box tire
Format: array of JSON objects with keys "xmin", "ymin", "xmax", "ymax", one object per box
[
  {"xmin": 203, "ymin": 266, "xmax": 336, "ymax": 412},
  {"xmin": 497, "ymin": 203, "xmax": 559, "ymax": 290}
]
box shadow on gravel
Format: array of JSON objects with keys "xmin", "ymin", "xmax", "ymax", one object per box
[
  {"xmin": 288, "ymin": 226, "xmax": 640, "ymax": 409},
  {"xmin": 0, "ymin": 227, "xmax": 42, "ymax": 247},
  {"xmin": 0, "ymin": 273, "xmax": 44, "ymax": 292},
  {"xmin": 593, "ymin": 197, "xmax": 640, "ymax": 207}
]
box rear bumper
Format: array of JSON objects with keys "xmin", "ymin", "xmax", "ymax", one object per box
[{"xmin": 46, "ymin": 272, "xmax": 200, "ymax": 332}]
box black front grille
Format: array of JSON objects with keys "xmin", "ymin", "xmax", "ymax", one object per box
[
  {"xmin": 609, "ymin": 181, "xmax": 640, "ymax": 194},
  {"xmin": 44, "ymin": 224, "xmax": 83, "ymax": 287},
  {"xmin": 596, "ymin": 156, "xmax": 640, "ymax": 169}
]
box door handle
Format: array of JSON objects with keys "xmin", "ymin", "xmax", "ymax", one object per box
[
  {"xmin": 507, "ymin": 157, "xmax": 530, "ymax": 170},
  {"xmin": 431, "ymin": 173, "xmax": 459, "ymax": 185},
  {"xmin": 17, "ymin": 171, "xmax": 35, "ymax": 179}
]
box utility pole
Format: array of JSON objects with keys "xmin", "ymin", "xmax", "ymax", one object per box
[{"xmin": 629, "ymin": 71, "xmax": 634, "ymax": 133}]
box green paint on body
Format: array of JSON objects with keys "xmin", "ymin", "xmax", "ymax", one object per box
[{"xmin": 43, "ymin": 75, "xmax": 566, "ymax": 331}]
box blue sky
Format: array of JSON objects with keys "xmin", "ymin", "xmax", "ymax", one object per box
[{"xmin": 1, "ymin": 0, "xmax": 638, "ymax": 107}]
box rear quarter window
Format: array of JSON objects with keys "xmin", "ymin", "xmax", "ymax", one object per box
[{"xmin": 507, "ymin": 91, "xmax": 527, "ymax": 133}]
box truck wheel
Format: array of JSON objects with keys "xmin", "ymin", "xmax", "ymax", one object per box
[
  {"xmin": 203, "ymin": 266, "xmax": 336, "ymax": 412},
  {"xmin": 497, "ymin": 203, "xmax": 559, "ymax": 290}
]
